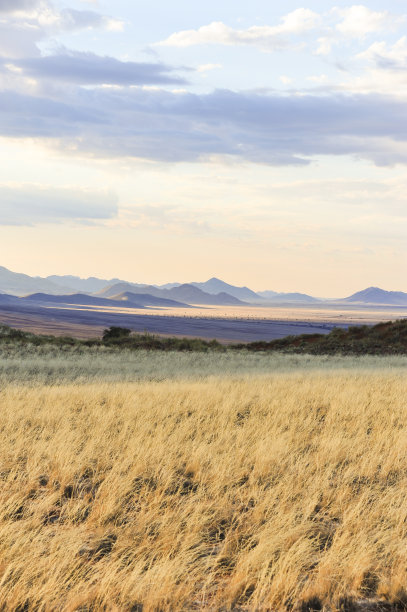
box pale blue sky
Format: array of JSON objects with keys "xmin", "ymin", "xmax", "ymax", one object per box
[{"xmin": 0, "ymin": 0, "xmax": 406, "ymax": 295}]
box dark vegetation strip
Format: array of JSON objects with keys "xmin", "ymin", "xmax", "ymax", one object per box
[{"xmin": 1, "ymin": 320, "xmax": 407, "ymax": 355}]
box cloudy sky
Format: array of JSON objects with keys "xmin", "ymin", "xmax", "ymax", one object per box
[{"xmin": 1, "ymin": 0, "xmax": 406, "ymax": 295}]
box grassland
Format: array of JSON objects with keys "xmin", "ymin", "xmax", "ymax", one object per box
[
  {"xmin": 1, "ymin": 358, "xmax": 407, "ymax": 610},
  {"xmin": 2, "ymin": 341, "xmax": 407, "ymax": 386},
  {"xmin": 1, "ymin": 323, "xmax": 407, "ymax": 610}
]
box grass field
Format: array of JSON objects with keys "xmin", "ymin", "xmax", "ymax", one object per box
[
  {"xmin": 1, "ymin": 359, "xmax": 407, "ymax": 610},
  {"xmin": 1, "ymin": 342, "xmax": 407, "ymax": 385}
]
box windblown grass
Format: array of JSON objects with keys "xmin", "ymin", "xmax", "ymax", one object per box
[
  {"xmin": 1, "ymin": 372, "xmax": 407, "ymax": 610},
  {"xmin": 1, "ymin": 343, "xmax": 407, "ymax": 385}
]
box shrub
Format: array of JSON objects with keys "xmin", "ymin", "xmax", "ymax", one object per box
[{"xmin": 102, "ymin": 327, "xmax": 132, "ymax": 342}]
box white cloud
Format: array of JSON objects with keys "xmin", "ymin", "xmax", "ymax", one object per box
[
  {"xmin": 156, "ymin": 9, "xmax": 321, "ymax": 51},
  {"xmin": 339, "ymin": 37, "xmax": 407, "ymax": 95},
  {"xmin": 197, "ymin": 63, "xmax": 222, "ymax": 73},
  {"xmin": 307, "ymin": 74, "xmax": 328, "ymax": 83},
  {"xmin": 334, "ymin": 5, "xmax": 399, "ymax": 39},
  {"xmin": 279, "ymin": 75, "xmax": 292, "ymax": 85},
  {"xmin": 279, "ymin": 8, "xmax": 321, "ymax": 34},
  {"xmin": 316, "ymin": 36, "xmax": 332, "ymax": 55},
  {"xmin": 358, "ymin": 37, "xmax": 407, "ymax": 69}
]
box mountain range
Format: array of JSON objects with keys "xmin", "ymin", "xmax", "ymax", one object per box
[
  {"xmin": 0, "ymin": 266, "xmax": 74, "ymax": 296},
  {"xmin": 98, "ymin": 282, "xmax": 244, "ymax": 305},
  {"xmin": 0, "ymin": 266, "xmax": 406, "ymax": 307}
]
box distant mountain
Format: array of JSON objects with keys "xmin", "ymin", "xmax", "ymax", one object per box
[
  {"xmin": 47, "ymin": 275, "xmax": 153, "ymax": 294},
  {"xmin": 23, "ymin": 293, "xmax": 145, "ymax": 309},
  {"xmin": 166, "ymin": 284, "xmax": 244, "ymax": 305},
  {"xmin": 4, "ymin": 266, "xmax": 407, "ymax": 308},
  {"xmin": 267, "ymin": 292, "xmax": 319, "ymax": 303},
  {"xmin": 190, "ymin": 278, "xmax": 262, "ymax": 302},
  {"xmin": 344, "ymin": 287, "xmax": 407, "ymax": 306},
  {"xmin": 0, "ymin": 266, "xmax": 74, "ymax": 296},
  {"xmin": 111, "ymin": 292, "xmax": 190, "ymax": 308},
  {"xmin": 46, "ymin": 275, "xmax": 118, "ymax": 294},
  {"xmin": 97, "ymin": 282, "xmax": 153, "ymax": 298},
  {"xmin": 99, "ymin": 282, "xmax": 244, "ymax": 305},
  {"xmin": 257, "ymin": 290, "xmax": 279, "ymax": 299},
  {"xmin": 0, "ymin": 293, "xmax": 22, "ymax": 305},
  {"xmin": 158, "ymin": 282, "xmax": 183, "ymax": 290}
]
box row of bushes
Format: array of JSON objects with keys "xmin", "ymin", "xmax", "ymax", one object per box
[
  {"xmin": 0, "ymin": 325, "xmax": 223, "ymax": 352},
  {"xmin": 1, "ymin": 321, "xmax": 407, "ymax": 354},
  {"xmin": 232, "ymin": 320, "xmax": 407, "ymax": 355},
  {"xmin": 101, "ymin": 326, "xmax": 223, "ymax": 351}
]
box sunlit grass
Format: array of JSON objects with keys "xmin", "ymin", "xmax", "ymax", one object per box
[{"xmin": 0, "ymin": 370, "xmax": 407, "ymax": 609}]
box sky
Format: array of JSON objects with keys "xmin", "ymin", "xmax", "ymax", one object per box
[{"xmin": 0, "ymin": 0, "xmax": 407, "ymax": 296}]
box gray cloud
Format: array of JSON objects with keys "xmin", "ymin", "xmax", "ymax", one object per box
[
  {"xmin": 1, "ymin": 86, "xmax": 407, "ymax": 166},
  {"xmin": 56, "ymin": 8, "xmax": 124, "ymax": 33},
  {"xmin": 5, "ymin": 51, "xmax": 188, "ymax": 86},
  {"xmin": 0, "ymin": 2, "xmax": 123, "ymax": 57},
  {"xmin": 0, "ymin": 0, "xmax": 39, "ymax": 12},
  {"xmin": 0, "ymin": 184, "xmax": 118, "ymax": 225}
]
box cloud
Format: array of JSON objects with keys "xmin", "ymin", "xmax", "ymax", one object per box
[
  {"xmin": 55, "ymin": 8, "xmax": 124, "ymax": 33},
  {"xmin": 0, "ymin": 0, "xmax": 40, "ymax": 12},
  {"xmin": 0, "ymin": 184, "xmax": 118, "ymax": 225},
  {"xmin": 307, "ymin": 74, "xmax": 328, "ymax": 83},
  {"xmin": 358, "ymin": 37, "xmax": 407, "ymax": 70},
  {"xmin": 338, "ymin": 36, "xmax": 407, "ymax": 95},
  {"xmin": 0, "ymin": 1, "xmax": 124, "ymax": 57},
  {"xmin": 154, "ymin": 6, "xmax": 403, "ymax": 59},
  {"xmin": 334, "ymin": 5, "xmax": 400, "ymax": 39},
  {"xmin": 316, "ymin": 37, "xmax": 333, "ymax": 56},
  {"xmin": 3, "ymin": 51, "xmax": 188, "ymax": 86},
  {"xmin": 197, "ymin": 63, "xmax": 222, "ymax": 73},
  {"xmin": 1, "ymin": 87, "xmax": 407, "ymax": 166},
  {"xmin": 279, "ymin": 75, "xmax": 292, "ymax": 85},
  {"xmin": 156, "ymin": 9, "xmax": 321, "ymax": 51}
]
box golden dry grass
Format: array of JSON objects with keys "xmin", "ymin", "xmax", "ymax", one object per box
[{"xmin": 1, "ymin": 372, "xmax": 407, "ymax": 610}]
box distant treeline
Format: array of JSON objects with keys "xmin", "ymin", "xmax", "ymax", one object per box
[{"xmin": 0, "ymin": 320, "xmax": 407, "ymax": 355}]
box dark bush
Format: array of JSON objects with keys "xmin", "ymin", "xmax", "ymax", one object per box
[{"xmin": 102, "ymin": 326, "xmax": 132, "ymax": 342}]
